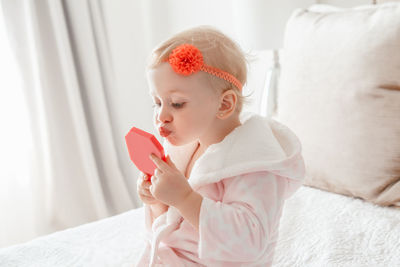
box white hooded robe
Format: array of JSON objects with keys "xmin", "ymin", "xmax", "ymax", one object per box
[{"xmin": 136, "ymin": 112, "xmax": 305, "ymax": 266}]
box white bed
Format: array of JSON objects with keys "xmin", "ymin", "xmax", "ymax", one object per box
[
  {"xmin": 1, "ymin": 185, "xmax": 399, "ymax": 266},
  {"xmin": 2, "ymin": 2, "xmax": 399, "ymax": 266}
]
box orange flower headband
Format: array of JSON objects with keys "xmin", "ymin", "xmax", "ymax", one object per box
[{"xmin": 163, "ymin": 44, "xmax": 243, "ymax": 90}]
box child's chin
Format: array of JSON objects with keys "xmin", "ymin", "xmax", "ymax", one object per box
[
  {"xmin": 165, "ymin": 137, "xmax": 187, "ymax": 147},
  {"xmin": 164, "ymin": 136, "xmax": 177, "ymax": 146}
]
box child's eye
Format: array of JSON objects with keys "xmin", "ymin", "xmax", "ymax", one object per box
[
  {"xmin": 152, "ymin": 103, "xmax": 185, "ymax": 109},
  {"xmin": 172, "ymin": 102, "xmax": 185, "ymax": 108}
]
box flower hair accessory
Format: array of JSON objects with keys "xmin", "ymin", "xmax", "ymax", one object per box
[{"xmin": 165, "ymin": 44, "xmax": 243, "ymax": 90}]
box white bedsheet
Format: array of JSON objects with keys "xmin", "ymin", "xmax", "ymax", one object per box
[
  {"xmin": 273, "ymin": 186, "xmax": 400, "ymax": 266},
  {"xmin": 0, "ymin": 185, "xmax": 399, "ymax": 267}
]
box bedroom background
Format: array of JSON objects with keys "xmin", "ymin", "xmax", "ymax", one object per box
[{"xmin": 0, "ymin": 0, "xmax": 398, "ymax": 250}]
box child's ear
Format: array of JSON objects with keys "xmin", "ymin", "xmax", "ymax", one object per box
[{"xmin": 218, "ymin": 89, "xmax": 237, "ymax": 117}]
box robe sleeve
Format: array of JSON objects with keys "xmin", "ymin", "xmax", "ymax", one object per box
[
  {"xmin": 143, "ymin": 204, "xmax": 170, "ymax": 238},
  {"xmin": 143, "ymin": 204, "xmax": 153, "ymax": 240},
  {"xmin": 198, "ymin": 171, "xmax": 295, "ymax": 262}
]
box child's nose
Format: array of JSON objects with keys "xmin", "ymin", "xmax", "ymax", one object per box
[{"xmin": 156, "ymin": 106, "xmax": 172, "ymax": 123}]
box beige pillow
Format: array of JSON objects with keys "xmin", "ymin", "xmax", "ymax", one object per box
[{"xmin": 275, "ymin": 3, "xmax": 400, "ymax": 207}]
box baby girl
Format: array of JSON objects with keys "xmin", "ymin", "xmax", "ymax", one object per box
[{"xmin": 136, "ymin": 25, "xmax": 305, "ymax": 266}]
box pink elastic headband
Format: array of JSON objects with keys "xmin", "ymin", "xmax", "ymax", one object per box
[{"xmin": 163, "ymin": 43, "xmax": 243, "ymax": 90}]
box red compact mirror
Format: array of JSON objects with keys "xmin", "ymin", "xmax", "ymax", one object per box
[{"xmin": 125, "ymin": 127, "xmax": 166, "ymax": 181}]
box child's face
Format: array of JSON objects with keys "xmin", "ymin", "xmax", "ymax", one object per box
[{"xmin": 147, "ymin": 63, "xmax": 220, "ymax": 146}]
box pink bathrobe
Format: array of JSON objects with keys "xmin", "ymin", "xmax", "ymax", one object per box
[{"xmin": 135, "ymin": 112, "xmax": 305, "ymax": 267}]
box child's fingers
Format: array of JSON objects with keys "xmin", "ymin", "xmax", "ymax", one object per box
[
  {"xmin": 140, "ymin": 188, "xmax": 153, "ymax": 198},
  {"xmin": 138, "ymin": 173, "xmax": 150, "ymax": 183},
  {"xmin": 140, "ymin": 178, "xmax": 152, "ymax": 189},
  {"xmin": 140, "ymin": 194, "xmax": 157, "ymax": 204},
  {"xmin": 141, "ymin": 173, "xmax": 149, "ymax": 180},
  {"xmin": 149, "ymin": 154, "xmax": 167, "ymax": 172},
  {"xmin": 137, "ymin": 175, "xmax": 152, "ymax": 197},
  {"xmin": 137, "ymin": 173, "xmax": 146, "ymax": 183},
  {"xmin": 138, "ymin": 184, "xmax": 155, "ymax": 198}
]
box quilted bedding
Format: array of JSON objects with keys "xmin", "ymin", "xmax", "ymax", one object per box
[{"xmin": 0, "ymin": 185, "xmax": 399, "ymax": 267}]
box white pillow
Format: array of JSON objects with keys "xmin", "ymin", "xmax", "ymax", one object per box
[{"xmin": 276, "ymin": 3, "xmax": 400, "ymax": 207}]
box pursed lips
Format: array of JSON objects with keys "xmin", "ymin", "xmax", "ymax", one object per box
[{"xmin": 159, "ymin": 127, "xmax": 171, "ymax": 137}]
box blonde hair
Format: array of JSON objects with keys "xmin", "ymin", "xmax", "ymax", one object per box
[{"xmin": 147, "ymin": 25, "xmax": 252, "ymax": 114}]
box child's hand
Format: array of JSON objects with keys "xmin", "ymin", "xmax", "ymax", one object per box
[
  {"xmin": 136, "ymin": 172, "xmax": 164, "ymax": 206},
  {"xmin": 149, "ymin": 154, "xmax": 194, "ymax": 207}
]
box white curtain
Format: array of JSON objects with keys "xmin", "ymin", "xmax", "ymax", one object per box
[
  {"xmin": 0, "ymin": 0, "xmax": 137, "ymax": 248},
  {"xmin": 0, "ymin": 0, "xmax": 315, "ymax": 248},
  {"xmin": 0, "ymin": 3, "xmax": 35, "ymax": 248}
]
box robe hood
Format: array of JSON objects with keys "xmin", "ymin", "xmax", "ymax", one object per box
[{"xmin": 163, "ymin": 111, "xmax": 305, "ymax": 190}]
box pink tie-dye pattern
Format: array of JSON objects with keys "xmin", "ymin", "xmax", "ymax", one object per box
[{"xmin": 136, "ymin": 172, "xmax": 300, "ymax": 267}]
